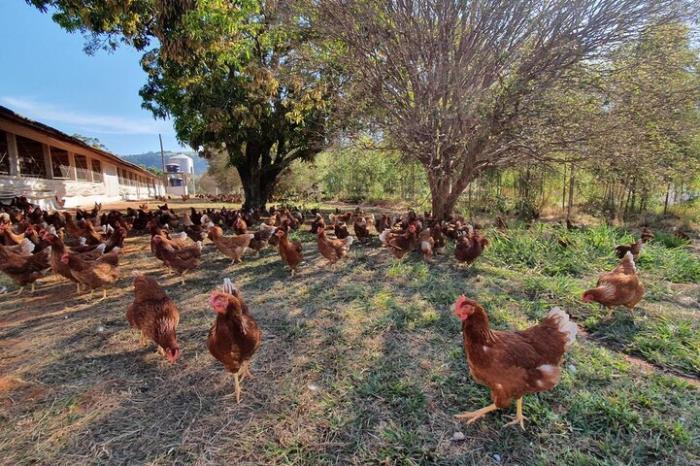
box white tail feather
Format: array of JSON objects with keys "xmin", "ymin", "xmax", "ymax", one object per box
[
  {"xmin": 20, "ymin": 238, "xmax": 35, "ymax": 255},
  {"xmin": 344, "ymin": 236, "xmax": 354, "ymax": 248},
  {"xmin": 95, "ymin": 243, "xmax": 107, "ymax": 254},
  {"xmin": 182, "ymin": 213, "xmax": 193, "ymax": 226},
  {"xmin": 379, "ymin": 229, "xmax": 391, "ymax": 245},
  {"xmin": 623, "ymin": 251, "xmax": 637, "ymax": 271},
  {"xmin": 223, "ymin": 277, "xmax": 236, "ymax": 294},
  {"xmin": 547, "ymin": 307, "xmax": 577, "ymax": 349}
]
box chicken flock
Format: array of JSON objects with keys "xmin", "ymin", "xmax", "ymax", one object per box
[{"xmin": 0, "ymin": 197, "xmax": 658, "ymax": 425}]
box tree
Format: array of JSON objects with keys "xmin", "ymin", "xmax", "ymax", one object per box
[
  {"xmin": 142, "ymin": 166, "xmax": 164, "ymax": 177},
  {"xmin": 29, "ymin": 0, "xmax": 340, "ymax": 209},
  {"xmin": 590, "ymin": 24, "xmax": 700, "ymax": 220},
  {"xmin": 204, "ymin": 149, "xmax": 242, "ymax": 194},
  {"xmin": 318, "ymin": 0, "xmax": 693, "ymax": 218},
  {"xmin": 71, "ymin": 133, "xmax": 107, "ymax": 150}
]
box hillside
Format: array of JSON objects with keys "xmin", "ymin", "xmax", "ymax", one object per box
[{"xmin": 121, "ymin": 150, "xmax": 209, "ymax": 174}]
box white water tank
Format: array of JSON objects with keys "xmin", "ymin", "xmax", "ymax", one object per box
[
  {"xmin": 165, "ymin": 153, "xmax": 194, "ymax": 196},
  {"xmin": 167, "ymin": 154, "xmax": 194, "ymax": 175}
]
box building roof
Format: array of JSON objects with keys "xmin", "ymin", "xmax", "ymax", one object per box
[{"xmin": 0, "ymin": 104, "xmax": 159, "ymax": 179}]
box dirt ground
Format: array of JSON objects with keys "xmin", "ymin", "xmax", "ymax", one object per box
[{"xmin": 0, "ymin": 201, "xmax": 698, "ymax": 465}]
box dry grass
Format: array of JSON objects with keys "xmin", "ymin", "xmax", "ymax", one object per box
[{"xmin": 0, "ymin": 202, "xmax": 699, "ymax": 465}]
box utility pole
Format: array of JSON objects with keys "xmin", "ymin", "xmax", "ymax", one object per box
[{"xmin": 159, "ymin": 134, "xmax": 166, "ymax": 195}]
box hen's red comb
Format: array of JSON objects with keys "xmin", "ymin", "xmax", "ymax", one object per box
[{"xmin": 454, "ymin": 294, "xmax": 468, "ymax": 311}]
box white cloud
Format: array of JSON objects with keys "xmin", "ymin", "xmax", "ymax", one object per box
[{"xmin": 0, "ymin": 96, "xmax": 174, "ymax": 136}]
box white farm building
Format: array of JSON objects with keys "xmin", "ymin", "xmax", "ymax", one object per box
[{"xmin": 0, "ymin": 105, "xmax": 165, "ymax": 209}]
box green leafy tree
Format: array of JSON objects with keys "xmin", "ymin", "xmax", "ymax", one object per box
[
  {"xmin": 29, "ymin": 0, "xmax": 339, "ymax": 209},
  {"xmin": 142, "ymin": 166, "xmax": 164, "ymax": 177},
  {"xmin": 70, "ymin": 133, "xmax": 107, "ymax": 150}
]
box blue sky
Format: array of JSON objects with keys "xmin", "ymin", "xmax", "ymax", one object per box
[{"xmin": 0, "ymin": 1, "xmax": 185, "ymax": 155}]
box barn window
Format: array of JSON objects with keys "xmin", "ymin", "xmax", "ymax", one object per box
[
  {"xmin": 0, "ymin": 130, "xmax": 9, "ymax": 175},
  {"xmin": 74, "ymin": 154, "xmax": 89, "ymax": 181},
  {"xmin": 91, "ymin": 159, "xmax": 103, "ymax": 183},
  {"xmin": 50, "ymin": 147, "xmax": 71, "ymax": 179},
  {"xmin": 16, "ymin": 135, "xmax": 47, "ymax": 178}
]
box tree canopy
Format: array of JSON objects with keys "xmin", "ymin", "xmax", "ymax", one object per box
[
  {"xmin": 31, "ymin": 0, "xmax": 341, "ymax": 209},
  {"xmin": 317, "ymin": 0, "xmax": 696, "ymax": 218}
]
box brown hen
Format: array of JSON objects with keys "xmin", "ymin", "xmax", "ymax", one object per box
[
  {"xmin": 453, "ymin": 295, "xmax": 577, "ymax": 429},
  {"xmin": 208, "ymin": 278, "xmax": 262, "ymax": 403},
  {"xmin": 582, "ymin": 251, "xmax": 644, "ymax": 313},
  {"xmin": 127, "ymin": 273, "xmax": 180, "ymax": 363}
]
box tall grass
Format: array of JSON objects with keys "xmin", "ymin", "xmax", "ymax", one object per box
[{"xmin": 486, "ymin": 223, "xmax": 700, "ymax": 283}]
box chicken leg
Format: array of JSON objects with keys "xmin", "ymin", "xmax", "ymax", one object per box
[
  {"xmin": 504, "ymin": 397, "xmax": 527, "ymax": 429},
  {"xmin": 233, "ymin": 372, "xmax": 241, "ymax": 404},
  {"xmin": 239, "ymin": 361, "xmax": 253, "ymax": 381},
  {"xmin": 14, "ymin": 286, "xmax": 24, "ymax": 296},
  {"xmin": 454, "ymin": 403, "xmax": 498, "ymax": 424}
]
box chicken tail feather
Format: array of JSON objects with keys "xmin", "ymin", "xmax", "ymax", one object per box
[
  {"xmin": 379, "ymin": 229, "xmax": 391, "ymax": 245},
  {"xmin": 622, "ymin": 251, "xmax": 636, "ymax": 271},
  {"xmin": 223, "ymin": 277, "xmax": 236, "ymax": 295},
  {"xmin": 547, "ymin": 307, "xmax": 577, "ymax": 349}
]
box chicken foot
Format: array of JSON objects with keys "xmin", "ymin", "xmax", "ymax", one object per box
[
  {"xmin": 454, "ymin": 403, "xmax": 498, "ymax": 424},
  {"xmin": 504, "ymin": 397, "xmax": 527, "ymax": 430}
]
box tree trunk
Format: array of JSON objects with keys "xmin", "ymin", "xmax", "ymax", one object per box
[
  {"xmin": 566, "ymin": 164, "xmax": 575, "ymax": 222},
  {"xmin": 236, "ymin": 163, "xmax": 278, "ymax": 211},
  {"xmin": 430, "ymin": 188, "xmax": 457, "ymax": 220},
  {"xmin": 561, "ymin": 164, "xmax": 568, "ymax": 213},
  {"xmin": 664, "ymin": 182, "xmax": 671, "ymax": 215},
  {"xmin": 428, "ymin": 175, "xmax": 460, "ymax": 220}
]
